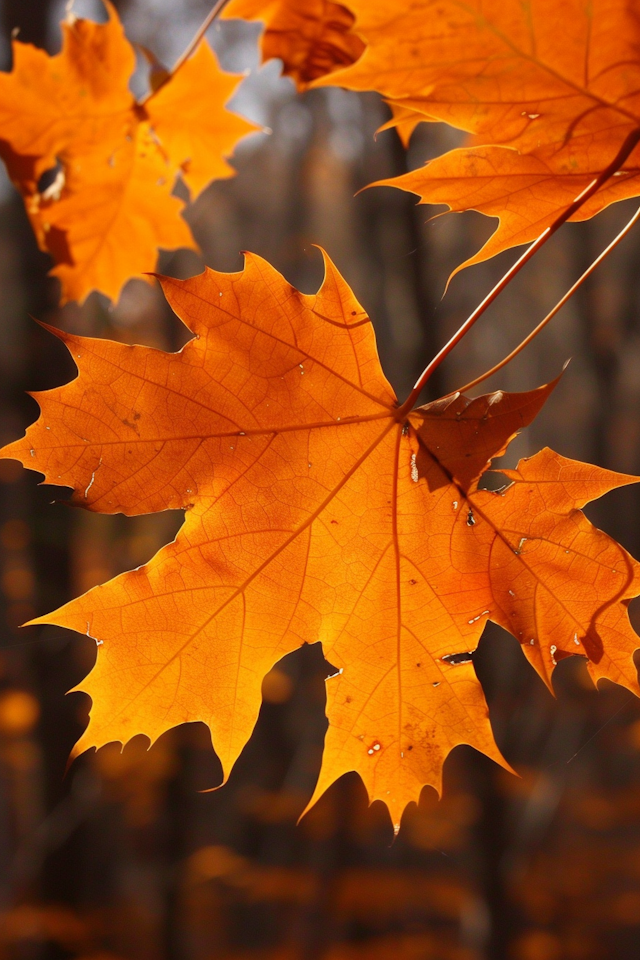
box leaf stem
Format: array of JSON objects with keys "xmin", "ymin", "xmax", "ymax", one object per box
[
  {"xmin": 172, "ymin": 0, "xmax": 234, "ymax": 75},
  {"xmin": 399, "ymin": 127, "xmax": 640, "ymax": 415},
  {"xmin": 452, "ymin": 202, "xmax": 640, "ymax": 395},
  {"xmin": 142, "ymin": 0, "xmax": 234, "ymax": 101}
]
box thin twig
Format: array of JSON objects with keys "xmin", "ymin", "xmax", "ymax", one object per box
[
  {"xmin": 142, "ymin": 0, "xmax": 234, "ymax": 101},
  {"xmin": 398, "ymin": 127, "xmax": 640, "ymax": 415},
  {"xmin": 172, "ymin": 0, "xmax": 234, "ymax": 75},
  {"xmin": 451, "ymin": 202, "xmax": 640, "ymax": 395}
]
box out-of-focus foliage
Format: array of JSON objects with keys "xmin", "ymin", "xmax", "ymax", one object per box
[
  {"xmin": 224, "ymin": 0, "xmax": 365, "ymax": 90},
  {"xmin": 0, "ymin": 1, "xmax": 255, "ymax": 304}
]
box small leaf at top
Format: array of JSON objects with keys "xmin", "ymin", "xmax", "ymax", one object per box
[{"xmin": 312, "ymin": 0, "xmax": 640, "ymax": 271}]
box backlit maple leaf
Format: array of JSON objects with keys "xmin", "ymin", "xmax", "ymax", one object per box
[
  {"xmin": 313, "ymin": 0, "xmax": 640, "ymax": 270},
  {"xmin": 224, "ymin": 0, "xmax": 365, "ymax": 89},
  {"xmin": 3, "ymin": 252, "xmax": 639, "ymax": 827},
  {"xmin": 0, "ymin": 2, "xmax": 256, "ymax": 304}
]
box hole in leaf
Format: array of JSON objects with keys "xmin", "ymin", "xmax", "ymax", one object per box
[{"xmin": 442, "ymin": 652, "xmax": 473, "ymax": 666}]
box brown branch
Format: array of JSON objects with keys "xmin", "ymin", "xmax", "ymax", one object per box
[
  {"xmin": 171, "ymin": 0, "xmax": 234, "ymax": 76},
  {"xmin": 398, "ymin": 127, "xmax": 640, "ymax": 415},
  {"xmin": 452, "ymin": 202, "xmax": 640, "ymax": 395},
  {"xmin": 141, "ymin": 0, "xmax": 234, "ymax": 101}
]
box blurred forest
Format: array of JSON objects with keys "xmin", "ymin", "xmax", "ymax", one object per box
[{"xmin": 2, "ymin": 1, "xmax": 640, "ymax": 958}]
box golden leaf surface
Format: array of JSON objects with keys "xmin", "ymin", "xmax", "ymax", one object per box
[
  {"xmin": 314, "ymin": 0, "xmax": 640, "ymax": 269},
  {"xmin": 3, "ymin": 252, "xmax": 639, "ymax": 826},
  {"xmin": 0, "ymin": 2, "xmax": 256, "ymax": 304},
  {"xmin": 224, "ymin": 0, "xmax": 365, "ymax": 89}
]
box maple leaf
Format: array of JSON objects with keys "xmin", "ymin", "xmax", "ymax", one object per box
[
  {"xmin": 3, "ymin": 252, "xmax": 639, "ymax": 827},
  {"xmin": 223, "ymin": 0, "xmax": 365, "ymax": 90},
  {"xmin": 0, "ymin": 1, "xmax": 256, "ymax": 304},
  {"xmin": 312, "ymin": 0, "xmax": 640, "ymax": 270}
]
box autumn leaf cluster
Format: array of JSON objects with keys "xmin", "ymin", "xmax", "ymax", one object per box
[
  {"xmin": 236, "ymin": 0, "xmax": 640, "ymax": 270},
  {"xmin": 1, "ymin": 0, "xmax": 640, "ymax": 828},
  {"xmin": 0, "ymin": 1, "xmax": 255, "ymax": 304}
]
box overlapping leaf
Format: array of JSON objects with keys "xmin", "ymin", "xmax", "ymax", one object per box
[
  {"xmin": 308, "ymin": 0, "xmax": 640, "ymax": 270},
  {"xmin": 0, "ymin": 1, "xmax": 256, "ymax": 304},
  {"xmin": 224, "ymin": 0, "xmax": 365, "ymax": 89},
  {"xmin": 3, "ymin": 253, "xmax": 639, "ymax": 826}
]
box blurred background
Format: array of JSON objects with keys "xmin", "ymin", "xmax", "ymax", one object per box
[{"xmin": 2, "ymin": 1, "xmax": 640, "ymax": 958}]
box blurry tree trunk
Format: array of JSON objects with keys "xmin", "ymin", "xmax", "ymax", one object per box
[
  {"xmin": 2, "ymin": 0, "xmax": 51, "ymax": 46},
  {"xmin": 390, "ymin": 129, "xmax": 445, "ymax": 403},
  {"xmin": 0, "ymin": 0, "xmax": 70, "ymax": 914}
]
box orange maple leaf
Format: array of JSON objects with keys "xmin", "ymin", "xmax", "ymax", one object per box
[
  {"xmin": 312, "ymin": 0, "xmax": 640, "ymax": 270},
  {"xmin": 0, "ymin": 1, "xmax": 256, "ymax": 305},
  {"xmin": 223, "ymin": 0, "xmax": 365, "ymax": 90},
  {"xmin": 3, "ymin": 252, "xmax": 639, "ymax": 827}
]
